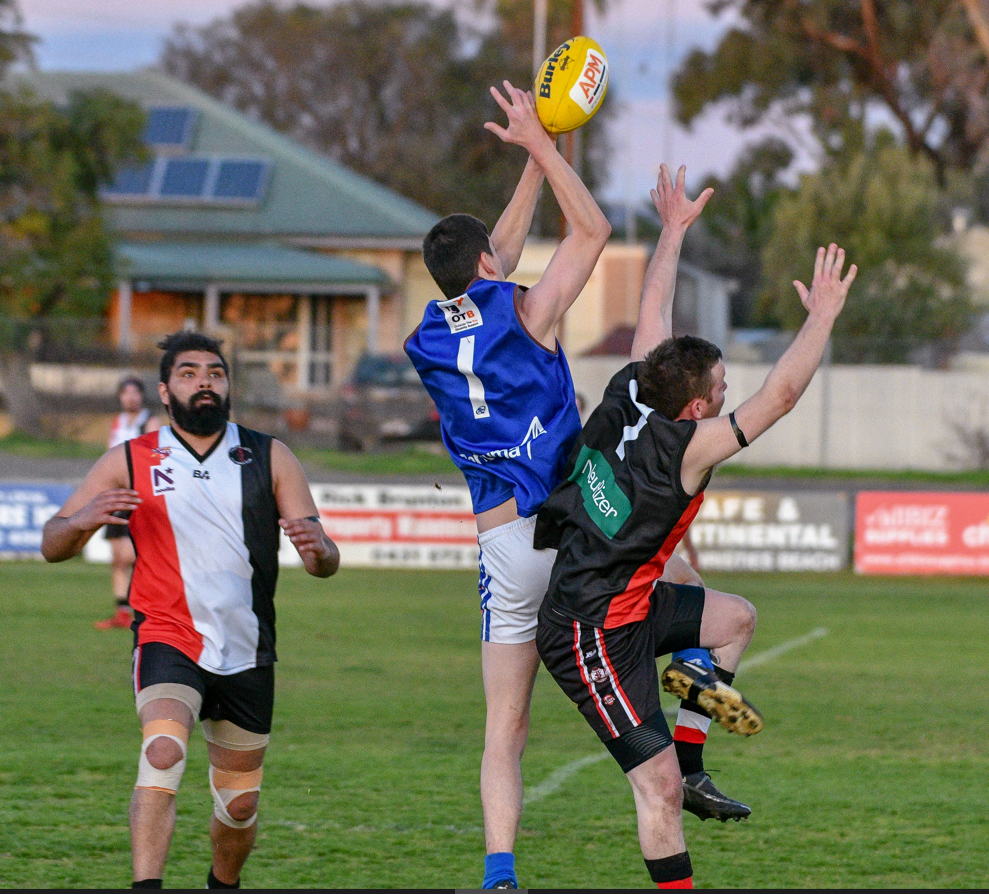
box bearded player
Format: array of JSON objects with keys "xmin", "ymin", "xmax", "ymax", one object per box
[{"xmin": 42, "ymin": 330, "xmax": 339, "ymax": 889}]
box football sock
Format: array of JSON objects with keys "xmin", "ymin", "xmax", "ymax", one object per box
[
  {"xmin": 673, "ymin": 663, "xmax": 738, "ymax": 775},
  {"xmin": 673, "ymin": 714, "xmax": 709, "ymax": 776},
  {"xmin": 131, "ymin": 880, "xmax": 162, "ymax": 889},
  {"xmin": 645, "ymin": 851, "xmax": 692, "ymax": 888},
  {"xmin": 672, "ymin": 649, "xmax": 715, "ymax": 776},
  {"xmin": 207, "ymin": 867, "xmax": 240, "ymax": 888},
  {"xmin": 482, "ymin": 852, "xmax": 516, "ymax": 889}
]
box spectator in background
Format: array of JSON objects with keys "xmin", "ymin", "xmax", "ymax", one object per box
[{"xmin": 94, "ymin": 377, "xmax": 161, "ymax": 630}]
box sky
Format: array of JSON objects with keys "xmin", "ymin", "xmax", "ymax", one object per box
[{"xmin": 15, "ymin": 0, "xmax": 812, "ymax": 205}]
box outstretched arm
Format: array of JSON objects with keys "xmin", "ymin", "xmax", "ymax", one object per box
[
  {"xmin": 484, "ymin": 81, "xmax": 611, "ymax": 348},
  {"xmin": 271, "ymin": 440, "xmax": 340, "ymax": 578},
  {"xmin": 680, "ymin": 243, "xmax": 857, "ymax": 493},
  {"xmin": 630, "ymin": 165, "xmax": 714, "ymax": 361},
  {"xmin": 490, "ymin": 156, "xmax": 545, "ymax": 278}
]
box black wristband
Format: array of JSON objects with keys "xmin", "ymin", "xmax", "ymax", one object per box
[{"xmin": 729, "ymin": 411, "xmax": 748, "ymax": 448}]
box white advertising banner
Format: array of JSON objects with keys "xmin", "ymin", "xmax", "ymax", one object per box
[
  {"xmin": 688, "ymin": 490, "xmax": 850, "ymax": 572},
  {"xmin": 308, "ymin": 482, "xmax": 479, "ymax": 570}
]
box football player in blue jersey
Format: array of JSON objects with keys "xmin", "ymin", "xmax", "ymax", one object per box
[{"xmin": 406, "ymin": 80, "xmax": 611, "ymax": 889}]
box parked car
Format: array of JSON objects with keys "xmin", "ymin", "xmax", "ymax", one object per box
[{"xmin": 336, "ymin": 353, "xmax": 442, "ymax": 451}]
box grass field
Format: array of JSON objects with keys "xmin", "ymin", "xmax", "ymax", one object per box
[{"xmin": 1, "ymin": 561, "xmax": 987, "ymax": 889}]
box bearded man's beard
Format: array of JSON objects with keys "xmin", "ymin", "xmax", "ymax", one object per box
[{"xmin": 167, "ymin": 388, "xmax": 231, "ymax": 437}]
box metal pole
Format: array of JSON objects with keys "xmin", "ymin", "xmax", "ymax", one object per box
[
  {"xmin": 663, "ymin": 0, "xmax": 677, "ymax": 164},
  {"xmin": 533, "ymin": 0, "xmax": 547, "ymax": 81}
]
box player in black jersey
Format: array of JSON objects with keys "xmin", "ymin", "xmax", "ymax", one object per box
[{"xmin": 535, "ymin": 239, "xmax": 857, "ymax": 888}]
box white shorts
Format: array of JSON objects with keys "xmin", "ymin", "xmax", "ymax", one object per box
[{"xmin": 477, "ymin": 515, "xmax": 557, "ymax": 645}]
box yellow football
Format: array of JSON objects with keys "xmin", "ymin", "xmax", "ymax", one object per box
[{"xmin": 534, "ymin": 36, "xmax": 609, "ymax": 134}]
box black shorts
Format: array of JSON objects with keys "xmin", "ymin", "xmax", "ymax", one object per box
[
  {"xmin": 133, "ymin": 641, "xmax": 274, "ymax": 735},
  {"xmin": 104, "ymin": 523, "xmax": 131, "ymax": 541},
  {"xmin": 536, "ymin": 582, "xmax": 705, "ymax": 773}
]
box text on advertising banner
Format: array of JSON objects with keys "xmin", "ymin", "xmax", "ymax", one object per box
[
  {"xmin": 854, "ymin": 491, "xmax": 989, "ymax": 575},
  {"xmin": 0, "ymin": 483, "xmax": 73, "ymax": 557},
  {"xmin": 688, "ymin": 490, "xmax": 850, "ymax": 572},
  {"xmin": 309, "ymin": 483, "xmax": 479, "ymax": 569}
]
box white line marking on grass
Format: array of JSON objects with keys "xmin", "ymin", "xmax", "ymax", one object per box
[
  {"xmin": 738, "ymin": 627, "xmax": 829, "ymax": 672},
  {"xmin": 530, "ymin": 628, "xmax": 831, "ymax": 803},
  {"xmin": 523, "ymin": 752, "xmax": 610, "ymax": 806}
]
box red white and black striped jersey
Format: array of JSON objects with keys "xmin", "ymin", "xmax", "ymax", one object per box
[
  {"xmin": 125, "ymin": 423, "xmax": 280, "ymax": 674},
  {"xmin": 534, "ymin": 363, "xmax": 706, "ymax": 628}
]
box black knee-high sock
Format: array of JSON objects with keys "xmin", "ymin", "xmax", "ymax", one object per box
[{"xmin": 674, "ymin": 665, "xmax": 736, "ymax": 776}]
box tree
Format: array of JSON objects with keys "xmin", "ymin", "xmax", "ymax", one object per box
[
  {"xmin": 672, "ymin": 0, "xmax": 989, "ymax": 185},
  {"xmin": 678, "ymin": 137, "xmax": 795, "ymax": 327},
  {"xmin": 758, "ymin": 131, "xmax": 971, "ymax": 363},
  {"xmin": 160, "ymin": 0, "xmax": 612, "ymax": 230},
  {"xmin": 0, "ymin": 0, "xmax": 32, "ymax": 72},
  {"xmin": 0, "ymin": 8, "xmax": 145, "ymax": 436}
]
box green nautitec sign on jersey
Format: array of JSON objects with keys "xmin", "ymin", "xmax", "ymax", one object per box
[{"xmin": 569, "ymin": 445, "xmax": 632, "ymax": 539}]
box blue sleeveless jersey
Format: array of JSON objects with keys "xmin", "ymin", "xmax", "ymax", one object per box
[{"xmin": 405, "ymin": 279, "xmax": 582, "ymax": 517}]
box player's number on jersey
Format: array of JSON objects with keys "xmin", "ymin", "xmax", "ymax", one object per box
[{"xmin": 457, "ymin": 335, "xmax": 489, "ymax": 420}]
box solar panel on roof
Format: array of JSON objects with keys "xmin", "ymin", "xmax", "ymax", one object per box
[
  {"xmin": 212, "ymin": 160, "xmax": 270, "ymax": 201},
  {"xmin": 143, "ymin": 107, "xmax": 197, "ymax": 149},
  {"xmin": 102, "ymin": 162, "xmax": 155, "ymax": 197},
  {"xmin": 159, "ymin": 158, "xmax": 210, "ymax": 198},
  {"xmin": 100, "ymin": 155, "xmax": 272, "ymax": 205}
]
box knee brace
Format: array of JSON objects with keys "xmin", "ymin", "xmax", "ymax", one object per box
[
  {"xmin": 209, "ymin": 765, "xmax": 263, "ymax": 829},
  {"xmin": 135, "ymin": 719, "xmax": 190, "ymax": 794}
]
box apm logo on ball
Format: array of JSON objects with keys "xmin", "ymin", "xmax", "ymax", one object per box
[{"xmin": 569, "ymin": 47, "xmax": 607, "ymax": 116}]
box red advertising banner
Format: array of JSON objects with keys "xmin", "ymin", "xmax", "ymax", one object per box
[{"xmin": 854, "ymin": 491, "xmax": 989, "ymax": 575}]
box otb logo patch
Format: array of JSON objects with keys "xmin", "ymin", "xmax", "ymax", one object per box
[
  {"xmin": 439, "ymin": 294, "xmax": 483, "ymax": 333},
  {"xmin": 152, "ymin": 466, "xmax": 175, "ymax": 496},
  {"xmin": 229, "ymin": 446, "xmax": 254, "ymax": 466}
]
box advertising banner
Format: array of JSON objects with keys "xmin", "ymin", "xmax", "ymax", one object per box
[
  {"xmin": 309, "ymin": 482, "xmax": 479, "ymax": 570},
  {"xmin": 0, "ymin": 483, "xmax": 73, "ymax": 557},
  {"xmin": 689, "ymin": 490, "xmax": 850, "ymax": 572},
  {"xmin": 854, "ymin": 491, "xmax": 989, "ymax": 575}
]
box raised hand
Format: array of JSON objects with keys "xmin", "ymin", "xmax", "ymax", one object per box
[
  {"xmin": 651, "ymin": 164, "xmax": 714, "ymax": 234},
  {"xmin": 793, "ymin": 243, "xmax": 858, "ymax": 320},
  {"xmin": 483, "ymin": 81, "xmax": 552, "ymax": 153}
]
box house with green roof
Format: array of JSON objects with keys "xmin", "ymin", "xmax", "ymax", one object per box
[{"xmin": 19, "ymin": 69, "xmax": 440, "ymax": 394}]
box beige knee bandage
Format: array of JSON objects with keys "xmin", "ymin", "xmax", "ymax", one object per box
[
  {"xmin": 209, "ymin": 765, "xmax": 263, "ymax": 829},
  {"xmin": 135, "ymin": 719, "xmax": 190, "ymax": 795}
]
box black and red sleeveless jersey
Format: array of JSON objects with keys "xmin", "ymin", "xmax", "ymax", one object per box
[
  {"xmin": 126, "ymin": 423, "xmax": 281, "ymax": 673},
  {"xmin": 534, "ymin": 363, "xmax": 706, "ymax": 628}
]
